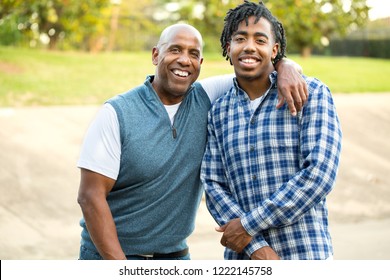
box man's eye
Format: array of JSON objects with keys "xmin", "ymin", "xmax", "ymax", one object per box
[
  {"xmin": 191, "ymin": 52, "xmax": 200, "ymax": 59},
  {"xmin": 171, "ymin": 48, "xmax": 180, "ymax": 53}
]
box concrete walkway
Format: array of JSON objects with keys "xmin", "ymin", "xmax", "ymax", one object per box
[{"xmin": 1, "ymin": 93, "xmax": 390, "ymax": 260}]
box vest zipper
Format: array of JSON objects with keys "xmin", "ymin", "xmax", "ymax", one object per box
[
  {"xmin": 171, "ymin": 105, "xmax": 180, "ymax": 139},
  {"xmin": 172, "ymin": 125, "xmax": 177, "ymax": 139}
]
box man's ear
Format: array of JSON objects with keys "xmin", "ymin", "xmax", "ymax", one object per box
[
  {"xmin": 272, "ymin": 43, "xmax": 279, "ymax": 61},
  {"xmin": 152, "ymin": 47, "xmax": 159, "ymax": 66},
  {"xmin": 227, "ymin": 43, "xmax": 233, "ymax": 66}
]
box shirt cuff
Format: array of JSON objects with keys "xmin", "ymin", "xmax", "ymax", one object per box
[
  {"xmin": 241, "ymin": 210, "xmax": 263, "ymax": 236},
  {"xmin": 244, "ymin": 235, "xmax": 269, "ymax": 257}
]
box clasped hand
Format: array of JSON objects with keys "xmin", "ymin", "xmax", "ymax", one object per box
[
  {"xmin": 217, "ymin": 218, "xmax": 281, "ymax": 260},
  {"xmin": 216, "ymin": 218, "xmax": 252, "ymax": 253}
]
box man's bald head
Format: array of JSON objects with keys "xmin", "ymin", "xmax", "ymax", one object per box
[{"xmin": 157, "ymin": 24, "xmax": 203, "ymax": 53}]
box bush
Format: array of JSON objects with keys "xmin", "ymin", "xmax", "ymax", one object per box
[{"xmin": 325, "ymin": 39, "xmax": 390, "ymax": 59}]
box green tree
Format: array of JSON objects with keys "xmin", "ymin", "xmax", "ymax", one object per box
[
  {"xmin": 264, "ymin": 0, "xmax": 370, "ymax": 56},
  {"xmin": 0, "ymin": 0, "xmax": 110, "ymax": 50},
  {"xmin": 106, "ymin": 0, "xmax": 161, "ymax": 51},
  {"xmin": 0, "ymin": 0, "xmax": 28, "ymax": 45},
  {"xmin": 154, "ymin": 0, "xmax": 369, "ymax": 56},
  {"xmin": 1, "ymin": 0, "xmax": 371, "ymax": 54},
  {"xmin": 182, "ymin": 0, "xmax": 243, "ymax": 52},
  {"xmin": 146, "ymin": 0, "xmax": 242, "ymax": 52}
]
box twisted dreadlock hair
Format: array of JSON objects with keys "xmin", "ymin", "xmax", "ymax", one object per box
[{"xmin": 220, "ymin": 0, "xmax": 286, "ymax": 65}]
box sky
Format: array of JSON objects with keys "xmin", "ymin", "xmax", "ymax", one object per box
[{"xmin": 367, "ymin": 0, "xmax": 390, "ymax": 20}]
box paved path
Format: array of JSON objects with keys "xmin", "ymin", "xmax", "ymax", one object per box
[{"xmin": 1, "ymin": 94, "xmax": 390, "ymax": 260}]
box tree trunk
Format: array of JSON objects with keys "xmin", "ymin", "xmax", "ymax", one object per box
[
  {"xmin": 301, "ymin": 46, "xmax": 312, "ymax": 57},
  {"xmin": 107, "ymin": 4, "xmax": 121, "ymax": 52},
  {"xmin": 48, "ymin": 36, "xmax": 58, "ymax": 50}
]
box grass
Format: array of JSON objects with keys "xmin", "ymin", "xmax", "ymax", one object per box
[
  {"xmin": 1, "ymin": 46, "xmax": 390, "ymax": 106},
  {"xmin": 292, "ymin": 55, "xmax": 390, "ymax": 93}
]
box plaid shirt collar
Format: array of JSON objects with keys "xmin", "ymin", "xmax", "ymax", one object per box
[{"xmin": 232, "ymin": 70, "xmax": 278, "ymax": 99}]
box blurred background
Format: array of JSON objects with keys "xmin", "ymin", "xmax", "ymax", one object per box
[
  {"xmin": 0, "ymin": 0, "xmax": 389, "ymax": 260},
  {"xmin": 0, "ymin": 0, "xmax": 388, "ymax": 56}
]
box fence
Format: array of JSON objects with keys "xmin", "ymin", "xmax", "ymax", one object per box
[{"xmin": 327, "ymin": 38, "xmax": 390, "ymax": 58}]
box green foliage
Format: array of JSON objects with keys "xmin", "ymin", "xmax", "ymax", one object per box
[
  {"xmin": 0, "ymin": 0, "xmax": 110, "ymax": 50},
  {"xmin": 0, "ymin": 0, "xmax": 26, "ymax": 45},
  {"xmin": 264, "ymin": 0, "xmax": 370, "ymax": 55},
  {"xmin": 1, "ymin": 47, "xmax": 389, "ymax": 107},
  {"xmin": 0, "ymin": 13, "xmax": 24, "ymax": 45},
  {"xmin": 107, "ymin": 0, "xmax": 161, "ymax": 51},
  {"xmin": 168, "ymin": 0, "xmax": 242, "ymax": 52},
  {"xmin": 0, "ymin": 0, "xmax": 372, "ymax": 55},
  {"xmin": 150, "ymin": 0, "xmax": 370, "ymax": 55}
]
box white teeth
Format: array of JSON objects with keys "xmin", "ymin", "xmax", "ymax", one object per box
[
  {"xmin": 242, "ymin": 58, "xmax": 256, "ymax": 64},
  {"xmin": 173, "ymin": 70, "xmax": 189, "ymax": 77}
]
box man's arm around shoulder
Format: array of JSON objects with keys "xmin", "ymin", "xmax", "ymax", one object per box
[{"xmin": 275, "ymin": 58, "xmax": 308, "ymax": 116}]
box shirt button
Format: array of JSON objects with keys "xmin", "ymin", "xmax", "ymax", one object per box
[
  {"xmin": 252, "ymin": 175, "xmax": 257, "ymax": 180},
  {"xmin": 250, "ymin": 145, "xmax": 255, "ymax": 151},
  {"xmin": 250, "ymin": 119, "xmax": 255, "ymax": 124}
]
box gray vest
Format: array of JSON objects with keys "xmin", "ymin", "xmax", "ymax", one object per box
[{"xmin": 80, "ymin": 76, "xmax": 211, "ymax": 255}]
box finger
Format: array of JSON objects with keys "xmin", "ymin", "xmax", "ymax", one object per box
[
  {"xmin": 220, "ymin": 236, "xmax": 227, "ymax": 247},
  {"xmin": 276, "ymin": 94, "xmax": 284, "ymax": 109},
  {"xmin": 285, "ymin": 95, "xmax": 297, "ymax": 116},
  {"xmin": 302, "ymin": 82, "xmax": 309, "ymax": 102},
  {"xmin": 277, "ymin": 88, "xmax": 297, "ymax": 116},
  {"xmin": 298, "ymin": 76, "xmax": 308, "ymax": 103},
  {"xmin": 215, "ymin": 226, "xmax": 224, "ymax": 232},
  {"xmin": 225, "ymin": 241, "xmax": 236, "ymax": 251},
  {"xmin": 215, "ymin": 223, "xmax": 228, "ymax": 232},
  {"xmin": 299, "ymin": 88, "xmax": 307, "ymax": 105},
  {"xmin": 294, "ymin": 80, "xmax": 307, "ymax": 106},
  {"xmin": 292, "ymin": 90, "xmax": 303, "ymax": 112},
  {"xmin": 228, "ymin": 242, "xmax": 243, "ymax": 253},
  {"xmin": 235, "ymin": 245, "xmax": 244, "ymax": 253}
]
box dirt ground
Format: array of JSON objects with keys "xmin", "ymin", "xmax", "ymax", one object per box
[{"xmin": 1, "ymin": 93, "xmax": 390, "ymax": 260}]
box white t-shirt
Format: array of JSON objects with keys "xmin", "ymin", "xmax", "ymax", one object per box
[
  {"xmin": 249, "ymin": 86, "xmax": 272, "ymax": 112},
  {"xmin": 77, "ymin": 74, "xmax": 234, "ymax": 180}
]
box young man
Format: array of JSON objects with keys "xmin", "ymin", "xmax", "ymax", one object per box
[
  {"xmin": 77, "ymin": 23, "xmax": 306, "ymax": 260},
  {"xmin": 201, "ymin": 1, "xmax": 342, "ymax": 260}
]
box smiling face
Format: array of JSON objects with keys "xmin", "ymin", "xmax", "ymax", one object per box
[
  {"xmin": 227, "ymin": 16, "xmax": 278, "ymax": 84},
  {"xmin": 151, "ymin": 24, "xmax": 203, "ymax": 105}
]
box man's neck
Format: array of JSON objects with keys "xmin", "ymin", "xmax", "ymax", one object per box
[{"xmin": 236, "ymin": 72, "xmax": 272, "ymax": 100}]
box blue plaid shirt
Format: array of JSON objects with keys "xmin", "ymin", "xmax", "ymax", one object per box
[{"xmin": 201, "ymin": 72, "xmax": 342, "ymax": 260}]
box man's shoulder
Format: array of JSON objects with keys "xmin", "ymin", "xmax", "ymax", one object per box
[
  {"xmin": 107, "ymin": 83, "xmax": 148, "ymax": 104},
  {"xmin": 190, "ymin": 82, "xmax": 212, "ymax": 105},
  {"xmin": 301, "ymin": 75, "xmax": 327, "ymax": 89},
  {"xmin": 210, "ymin": 86, "xmax": 235, "ymax": 110},
  {"xmin": 300, "ymin": 75, "xmax": 334, "ymax": 106},
  {"xmin": 193, "ymin": 81, "xmax": 207, "ymax": 93}
]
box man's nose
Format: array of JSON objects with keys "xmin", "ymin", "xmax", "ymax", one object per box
[
  {"xmin": 177, "ymin": 52, "xmax": 191, "ymax": 65},
  {"xmin": 243, "ymin": 39, "xmax": 256, "ymax": 52}
]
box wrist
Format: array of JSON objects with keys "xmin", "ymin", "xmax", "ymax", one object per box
[{"xmin": 273, "ymin": 55, "xmax": 285, "ymax": 69}]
